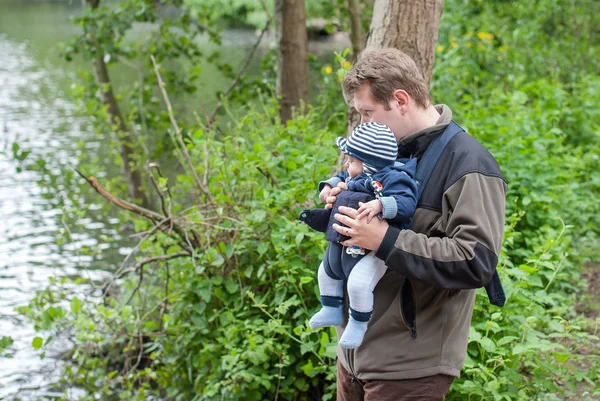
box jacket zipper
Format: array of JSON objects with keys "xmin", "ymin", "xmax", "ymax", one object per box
[
  {"xmin": 346, "ymin": 347, "xmax": 357, "ymax": 383},
  {"xmin": 399, "ymin": 308, "xmax": 418, "ymax": 339},
  {"xmin": 399, "ymin": 279, "xmax": 418, "ymax": 339}
]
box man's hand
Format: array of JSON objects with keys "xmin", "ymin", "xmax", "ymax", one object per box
[
  {"xmin": 332, "ymin": 206, "xmax": 388, "ymax": 251},
  {"xmin": 319, "ymin": 185, "xmax": 332, "ymax": 203},
  {"xmin": 325, "ymin": 182, "xmax": 348, "ymax": 210},
  {"xmin": 356, "ymin": 200, "xmax": 383, "ymax": 223}
]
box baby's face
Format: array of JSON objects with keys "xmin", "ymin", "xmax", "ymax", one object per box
[{"xmin": 344, "ymin": 155, "xmax": 364, "ymax": 178}]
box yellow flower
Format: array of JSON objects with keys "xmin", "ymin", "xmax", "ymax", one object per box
[
  {"xmin": 342, "ymin": 61, "xmax": 351, "ymax": 68},
  {"xmin": 450, "ymin": 42, "xmax": 458, "ymax": 49},
  {"xmin": 325, "ymin": 66, "xmax": 333, "ymax": 75},
  {"xmin": 477, "ymin": 32, "xmax": 493, "ymax": 42},
  {"xmin": 436, "ymin": 45, "xmax": 445, "ymax": 53}
]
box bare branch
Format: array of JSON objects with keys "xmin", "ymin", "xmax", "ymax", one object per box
[
  {"xmin": 257, "ymin": 0, "xmax": 273, "ymax": 20},
  {"xmin": 125, "ymin": 252, "xmax": 189, "ymax": 305},
  {"xmin": 76, "ymin": 168, "xmax": 164, "ymax": 221},
  {"xmin": 209, "ymin": 16, "xmax": 274, "ymax": 125},
  {"xmin": 203, "ymin": 142, "xmax": 209, "ymax": 187},
  {"xmin": 159, "ymin": 261, "xmax": 170, "ymax": 331},
  {"xmin": 150, "ymin": 55, "xmax": 215, "ymax": 203},
  {"xmin": 147, "ymin": 161, "xmax": 172, "ymax": 221},
  {"xmin": 257, "ymin": 166, "xmax": 281, "ymax": 189},
  {"xmin": 75, "ymin": 169, "xmax": 199, "ymax": 251}
]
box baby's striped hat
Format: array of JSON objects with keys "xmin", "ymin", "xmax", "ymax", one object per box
[{"xmin": 336, "ymin": 122, "xmax": 398, "ymax": 172}]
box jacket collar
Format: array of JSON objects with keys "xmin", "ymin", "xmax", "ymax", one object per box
[{"xmin": 397, "ymin": 104, "xmax": 453, "ymax": 158}]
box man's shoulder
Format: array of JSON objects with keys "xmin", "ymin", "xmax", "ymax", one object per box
[{"xmin": 442, "ymin": 130, "xmax": 505, "ymax": 188}]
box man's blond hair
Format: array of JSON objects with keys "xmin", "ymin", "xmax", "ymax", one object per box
[{"xmin": 343, "ymin": 48, "xmax": 430, "ymax": 110}]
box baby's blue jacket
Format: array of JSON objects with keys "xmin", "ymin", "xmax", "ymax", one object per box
[{"xmin": 320, "ymin": 158, "xmax": 418, "ymax": 227}]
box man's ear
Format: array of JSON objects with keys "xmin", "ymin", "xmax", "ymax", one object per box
[{"xmin": 392, "ymin": 89, "xmax": 410, "ymax": 114}]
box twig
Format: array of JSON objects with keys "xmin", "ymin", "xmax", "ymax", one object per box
[
  {"xmin": 125, "ymin": 252, "xmax": 189, "ymax": 304},
  {"xmin": 258, "ymin": 0, "xmax": 272, "ymax": 20},
  {"xmin": 147, "ymin": 161, "xmax": 172, "ymax": 222},
  {"xmin": 113, "ymin": 216, "xmax": 172, "ymax": 281},
  {"xmin": 141, "ymin": 291, "xmax": 184, "ymax": 322},
  {"xmin": 123, "ymin": 313, "xmax": 144, "ymax": 376},
  {"xmin": 257, "ymin": 166, "xmax": 281, "ymax": 189},
  {"xmin": 76, "ymin": 169, "xmax": 199, "ymax": 250},
  {"xmin": 76, "ymin": 168, "xmax": 164, "ymax": 222},
  {"xmin": 159, "ymin": 261, "xmax": 170, "ymax": 331},
  {"xmin": 191, "ymin": 20, "xmax": 221, "ymax": 41},
  {"xmin": 183, "ymin": 230, "xmax": 197, "ymax": 269},
  {"xmin": 208, "ymin": 16, "xmax": 273, "ymax": 125},
  {"xmin": 150, "ymin": 54, "xmax": 215, "ymax": 203},
  {"xmin": 203, "ymin": 141, "xmax": 209, "ymax": 187},
  {"xmin": 274, "ymin": 353, "xmax": 283, "ymax": 401}
]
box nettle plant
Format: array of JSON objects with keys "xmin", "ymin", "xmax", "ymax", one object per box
[{"xmin": 444, "ymin": 77, "xmax": 600, "ymax": 399}]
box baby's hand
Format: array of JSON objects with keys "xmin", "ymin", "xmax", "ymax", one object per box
[
  {"xmin": 356, "ymin": 200, "xmax": 383, "ymax": 223},
  {"xmin": 319, "ymin": 185, "xmax": 332, "ymax": 203}
]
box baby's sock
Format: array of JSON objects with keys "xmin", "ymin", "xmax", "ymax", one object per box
[
  {"xmin": 339, "ymin": 316, "xmax": 369, "ymax": 349},
  {"xmin": 309, "ymin": 306, "xmax": 343, "ymax": 329}
]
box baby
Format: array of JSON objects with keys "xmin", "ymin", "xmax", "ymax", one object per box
[{"xmin": 300, "ymin": 122, "xmax": 418, "ymax": 348}]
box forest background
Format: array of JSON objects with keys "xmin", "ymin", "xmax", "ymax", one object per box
[{"xmin": 2, "ymin": 0, "xmax": 600, "ymax": 400}]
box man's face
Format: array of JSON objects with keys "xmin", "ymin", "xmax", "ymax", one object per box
[{"xmin": 353, "ymin": 83, "xmax": 408, "ymax": 141}]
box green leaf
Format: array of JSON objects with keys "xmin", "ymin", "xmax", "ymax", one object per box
[
  {"xmin": 479, "ymin": 337, "xmax": 496, "ymax": 352},
  {"xmin": 518, "ymin": 264, "xmax": 538, "ymax": 274},
  {"xmin": 32, "ymin": 337, "xmax": 43, "ymax": 350},
  {"xmin": 553, "ymin": 352, "xmax": 571, "ymax": 364},
  {"xmin": 225, "ymin": 281, "xmax": 238, "ymax": 294},
  {"xmin": 71, "ymin": 296, "xmax": 81, "ymax": 315},
  {"xmin": 207, "ymin": 248, "xmax": 225, "ymax": 267},
  {"xmin": 496, "ymin": 336, "xmax": 519, "ymax": 346},
  {"xmin": 302, "ymin": 360, "xmax": 317, "ymax": 378},
  {"xmin": 257, "ymin": 243, "xmax": 268, "ymax": 256}
]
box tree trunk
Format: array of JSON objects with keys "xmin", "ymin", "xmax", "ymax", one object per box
[
  {"xmin": 86, "ymin": 0, "xmax": 149, "ymax": 207},
  {"xmin": 275, "ymin": 0, "xmax": 309, "ymax": 124},
  {"xmin": 367, "ymin": 0, "xmax": 444, "ymax": 87},
  {"xmin": 347, "ymin": 0, "xmax": 365, "ymax": 60}
]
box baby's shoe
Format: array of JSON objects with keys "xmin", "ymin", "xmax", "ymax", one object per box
[
  {"xmin": 338, "ymin": 316, "xmax": 369, "ymax": 349},
  {"xmin": 309, "ymin": 306, "xmax": 343, "ymax": 329}
]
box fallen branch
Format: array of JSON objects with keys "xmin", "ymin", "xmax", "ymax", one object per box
[
  {"xmin": 76, "ymin": 168, "xmax": 164, "ymax": 221},
  {"xmin": 75, "ymin": 169, "xmax": 199, "ymax": 250}
]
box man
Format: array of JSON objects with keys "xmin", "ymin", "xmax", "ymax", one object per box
[{"xmin": 320, "ymin": 48, "xmax": 507, "ymax": 400}]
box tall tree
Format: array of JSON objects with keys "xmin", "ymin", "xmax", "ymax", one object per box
[
  {"xmin": 85, "ymin": 0, "xmax": 149, "ymax": 207},
  {"xmin": 347, "ymin": 0, "xmax": 366, "ymax": 60},
  {"xmin": 275, "ymin": 0, "xmax": 309, "ymax": 123},
  {"xmin": 367, "ymin": 0, "xmax": 444, "ymax": 86}
]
